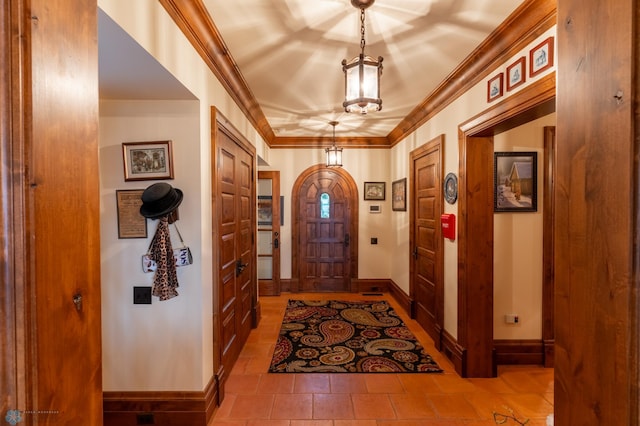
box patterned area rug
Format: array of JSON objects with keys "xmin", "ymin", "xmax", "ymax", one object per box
[{"xmin": 269, "ymin": 299, "xmax": 443, "ymax": 373}]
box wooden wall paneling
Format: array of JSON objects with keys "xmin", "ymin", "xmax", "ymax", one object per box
[
  {"xmin": 30, "ymin": 0, "xmax": 103, "ymax": 422},
  {"xmin": 1, "ymin": 0, "xmax": 31, "ymax": 419},
  {"xmin": 542, "ymin": 126, "xmax": 555, "ymax": 368},
  {"xmin": 556, "ymin": 0, "xmax": 639, "ymax": 423}
]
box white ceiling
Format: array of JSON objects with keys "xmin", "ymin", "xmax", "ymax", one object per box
[{"xmin": 99, "ymin": 1, "xmax": 525, "ymax": 138}]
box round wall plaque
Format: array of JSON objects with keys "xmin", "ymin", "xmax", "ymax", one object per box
[{"xmin": 444, "ymin": 173, "xmax": 458, "ymax": 204}]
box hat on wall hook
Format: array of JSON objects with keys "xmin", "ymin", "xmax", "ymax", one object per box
[{"xmin": 140, "ymin": 182, "xmax": 183, "ymax": 219}]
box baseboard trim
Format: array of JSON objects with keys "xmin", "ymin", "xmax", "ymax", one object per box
[
  {"xmin": 103, "ymin": 375, "xmax": 218, "ymax": 426},
  {"xmin": 386, "ymin": 279, "xmax": 412, "ymax": 316},
  {"xmin": 441, "ymin": 329, "xmax": 466, "ymax": 376},
  {"xmin": 493, "ymin": 339, "xmax": 545, "ymax": 366}
]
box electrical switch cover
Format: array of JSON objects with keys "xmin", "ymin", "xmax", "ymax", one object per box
[{"xmin": 133, "ymin": 286, "xmax": 152, "ymax": 304}]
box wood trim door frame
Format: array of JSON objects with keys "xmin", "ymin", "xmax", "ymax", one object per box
[
  {"xmin": 211, "ymin": 107, "xmax": 258, "ymax": 403},
  {"xmin": 257, "ymin": 170, "xmax": 281, "ymax": 296},
  {"xmin": 291, "ymin": 164, "xmax": 359, "ymax": 292},
  {"xmin": 457, "ymin": 73, "xmax": 556, "ymax": 378}
]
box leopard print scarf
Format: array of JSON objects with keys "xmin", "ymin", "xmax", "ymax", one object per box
[{"xmin": 150, "ymin": 216, "xmax": 179, "ymax": 300}]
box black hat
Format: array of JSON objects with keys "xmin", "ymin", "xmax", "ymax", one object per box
[{"xmin": 140, "ymin": 183, "xmax": 183, "ymax": 219}]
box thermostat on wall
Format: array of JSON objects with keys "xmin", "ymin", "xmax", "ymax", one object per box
[{"xmin": 369, "ymin": 205, "xmax": 381, "ymax": 213}]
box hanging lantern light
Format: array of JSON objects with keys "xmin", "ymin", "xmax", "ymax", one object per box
[
  {"xmin": 342, "ymin": 0, "xmax": 383, "ymax": 114},
  {"xmin": 325, "ymin": 121, "xmax": 343, "ymax": 167}
]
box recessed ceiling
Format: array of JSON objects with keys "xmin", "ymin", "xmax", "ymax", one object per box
[{"xmin": 98, "ymin": 1, "xmax": 525, "ymax": 138}]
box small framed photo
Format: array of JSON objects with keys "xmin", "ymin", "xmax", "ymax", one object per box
[
  {"xmin": 122, "ymin": 140, "xmax": 174, "ymax": 181},
  {"xmin": 391, "ymin": 178, "xmax": 407, "ymax": 211},
  {"xmin": 364, "ymin": 182, "xmax": 385, "ymax": 201},
  {"xmin": 506, "ymin": 57, "xmax": 526, "ymax": 91},
  {"xmin": 529, "ymin": 36, "xmax": 554, "ymax": 77},
  {"xmin": 494, "ymin": 152, "xmax": 538, "ymax": 212},
  {"xmin": 487, "ymin": 73, "xmax": 504, "ymax": 102}
]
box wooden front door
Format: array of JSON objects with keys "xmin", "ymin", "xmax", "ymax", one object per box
[
  {"xmin": 212, "ymin": 110, "xmax": 257, "ymax": 401},
  {"xmin": 293, "ymin": 166, "xmax": 358, "ymax": 292},
  {"xmin": 410, "ymin": 135, "xmax": 444, "ymax": 347}
]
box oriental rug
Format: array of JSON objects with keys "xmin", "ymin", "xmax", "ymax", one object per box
[{"xmin": 268, "ymin": 299, "xmax": 443, "ymax": 373}]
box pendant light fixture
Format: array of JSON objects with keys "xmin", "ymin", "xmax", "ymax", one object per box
[
  {"xmin": 325, "ymin": 121, "xmax": 343, "ymax": 167},
  {"xmin": 342, "ymin": 0, "xmax": 383, "ymax": 114}
]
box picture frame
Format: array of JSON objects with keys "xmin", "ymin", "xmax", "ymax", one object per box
[
  {"xmin": 494, "ymin": 152, "xmax": 538, "ymax": 212},
  {"xmin": 506, "ymin": 57, "xmax": 526, "ymax": 91},
  {"xmin": 258, "ymin": 196, "xmax": 273, "ymax": 226},
  {"xmin": 529, "ymin": 36, "xmax": 554, "ymax": 77},
  {"xmin": 364, "ymin": 182, "xmax": 385, "ymax": 201},
  {"xmin": 115, "ymin": 189, "xmax": 147, "ymax": 238},
  {"xmin": 122, "ymin": 140, "xmax": 174, "ymax": 181},
  {"xmin": 391, "ymin": 178, "xmax": 407, "ymax": 211},
  {"xmin": 487, "ymin": 73, "xmax": 504, "ymax": 102}
]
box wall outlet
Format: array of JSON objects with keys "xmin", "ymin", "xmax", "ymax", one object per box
[
  {"xmin": 504, "ymin": 314, "xmax": 519, "ymax": 324},
  {"xmin": 371, "ymin": 237, "xmax": 378, "ymax": 245},
  {"xmin": 133, "ymin": 286, "xmax": 152, "ymax": 304}
]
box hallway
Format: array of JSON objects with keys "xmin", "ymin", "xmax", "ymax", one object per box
[{"xmin": 210, "ymin": 292, "xmax": 553, "ymax": 425}]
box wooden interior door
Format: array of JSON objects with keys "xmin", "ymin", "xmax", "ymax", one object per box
[
  {"xmin": 410, "ymin": 135, "xmax": 444, "ymax": 348},
  {"xmin": 257, "ymin": 171, "xmax": 281, "ymax": 296},
  {"xmin": 297, "ymin": 168, "xmax": 354, "ymax": 292},
  {"xmin": 213, "ymin": 110, "xmax": 256, "ymax": 401}
]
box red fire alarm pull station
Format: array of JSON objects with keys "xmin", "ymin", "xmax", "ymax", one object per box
[{"xmin": 441, "ymin": 214, "xmax": 456, "ymax": 240}]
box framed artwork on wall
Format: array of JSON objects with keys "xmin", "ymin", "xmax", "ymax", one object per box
[
  {"xmin": 529, "ymin": 36, "xmax": 554, "ymax": 77},
  {"xmin": 364, "ymin": 182, "xmax": 385, "ymax": 200},
  {"xmin": 494, "ymin": 152, "xmax": 538, "ymax": 212},
  {"xmin": 391, "ymin": 178, "xmax": 407, "ymax": 211},
  {"xmin": 487, "ymin": 73, "xmax": 504, "ymax": 102},
  {"xmin": 122, "ymin": 140, "xmax": 174, "ymax": 181},
  {"xmin": 506, "ymin": 57, "xmax": 526, "ymax": 91},
  {"xmin": 115, "ymin": 189, "xmax": 147, "ymax": 238}
]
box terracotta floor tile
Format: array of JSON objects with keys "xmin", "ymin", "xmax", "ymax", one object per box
[
  {"xmin": 333, "ymin": 420, "xmax": 378, "ymax": 426},
  {"xmin": 499, "ymin": 393, "xmax": 554, "ymax": 420},
  {"xmin": 463, "ymin": 390, "xmax": 512, "ymax": 420},
  {"xmin": 212, "ymin": 393, "xmax": 237, "ymax": 420},
  {"xmin": 227, "ymin": 394, "xmax": 274, "ymax": 419},
  {"xmin": 225, "ymin": 374, "xmax": 261, "ymax": 394},
  {"xmin": 363, "ymin": 374, "xmax": 405, "ymax": 394},
  {"xmin": 389, "ymin": 393, "xmax": 437, "ymax": 419},
  {"xmin": 432, "ymin": 374, "xmax": 479, "ymax": 394},
  {"xmin": 246, "ymin": 421, "xmax": 289, "ymax": 426},
  {"xmin": 290, "ymin": 421, "xmax": 334, "ymax": 426},
  {"xmin": 295, "ymin": 373, "xmax": 331, "ymax": 393},
  {"xmin": 313, "ymin": 394, "xmax": 355, "ymax": 419},
  {"xmin": 428, "ymin": 394, "xmax": 480, "ymax": 420},
  {"xmin": 258, "ymin": 373, "xmax": 296, "ymax": 393},
  {"xmin": 208, "ymin": 420, "xmax": 247, "ymax": 426},
  {"xmin": 330, "ymin": 374, "xmax": 368, "ymax": 393},
  {"xmin": 271, "ymin": 393, "xmax": 313, "ymax": 419},
  {"xmin": 351, "ymin": 394, "xmax": 396, "ymax": 419},
  {"xmin": 396, "ymin": 374, "xmax": 438, "ymax": 393}
]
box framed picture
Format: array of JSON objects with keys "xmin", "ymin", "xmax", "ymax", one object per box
[
  {"xmin": 122, "ymin": 140, "xmax": 174, "ymax": 181},
  {"xmin": 364, "ymin": 182, "xmax": 385, "ymax": 201},
  {"xmin": 391, "ymin": 178, "xmax": 407, "ymax": 211},
  {"xmin": 258, "ymin": 196, "xmax": 273, "ymax": 226},
  {"xmin": 506, "ymin": 57, "xmax": 526, "ymax": 91},
  {"xmin": 487, "ymin": 73, "xmax": 504, "ymax": 102},
  {"xmin": 494, "ymin": 152, "xmax": 538, "ymax": 212},
  {"xmin": 529, "ymin": 36, "xmax": 554, "ymax": 77},
  {"xmin": 115, "ymin": 189, "xmax": 147, "ymax": 238}
]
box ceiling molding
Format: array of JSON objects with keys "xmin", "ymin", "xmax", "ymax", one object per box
[
  {"xmin": 388, "ymin": 0, "xmax": 557, "ymax": 146},
  {"xmin": 158, "ymin": 0, "xmax": 275, "ymax": 144},
  {"xmin": 159, "ymin": 0, "xmax": 555, "ymax": 150},
  {"xmin": 271, "ymin": 136, "xmax": 390, "ymax": 149}
]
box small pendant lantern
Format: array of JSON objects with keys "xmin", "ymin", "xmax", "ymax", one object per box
[{"xmin": 325, "ymin": 121, "xmax": 343, "ymax": 167}]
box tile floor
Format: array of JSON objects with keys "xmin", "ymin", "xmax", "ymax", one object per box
[{"xmin": 209, "ymin": 292, "xmax": 554, "ymax": 426}]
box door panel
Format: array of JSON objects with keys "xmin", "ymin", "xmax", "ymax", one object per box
[
  {"xmin": 410, "ymin": 136, "xmax": 444, "ymax": 348},
  {"xmin": 292, "ymin": 166, "xmax": 358, "ymax": 293}
]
